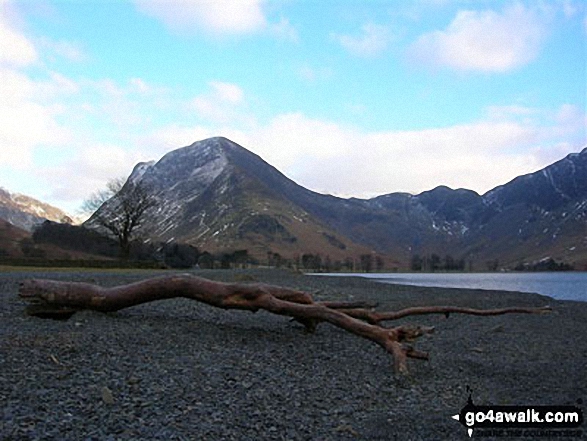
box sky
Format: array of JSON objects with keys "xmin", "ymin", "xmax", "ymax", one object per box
[{"xmin": 1, "ymin": 0, "xmax": 586, "ymax": 215}]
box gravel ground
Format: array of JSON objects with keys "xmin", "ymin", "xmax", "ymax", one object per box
[{"xmin": 0, "ymin": 268, "xmax": 585, "ymax": 440}]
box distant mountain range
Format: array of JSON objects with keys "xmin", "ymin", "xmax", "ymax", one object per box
[
  {"xmin": 0, "ymin": 187, "xmax": 74, "ymax": 231},
  {"xmin": 1, "ymin": 138, "xmax": 584, "ymax": 269},
  {"xmin": 84, "ymin": 137, "xmax": 587, "ymax": 270}
]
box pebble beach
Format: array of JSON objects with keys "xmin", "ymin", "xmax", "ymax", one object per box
[{"xmin": 1, "ymin": 268, "xmax": 585, "ymax": 440}]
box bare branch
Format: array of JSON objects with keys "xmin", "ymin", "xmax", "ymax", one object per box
[
  {"xmin": 338, "ymin": 305, "xmax": 552, "ymax": 325},
  {"xmin": 81, "ymin": 177, "xmax": 125, "ymax": 216}
]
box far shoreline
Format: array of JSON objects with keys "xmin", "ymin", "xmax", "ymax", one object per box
[{"xmin": 307, "ymin": 270, "xmax": 587, "ymax": 303}]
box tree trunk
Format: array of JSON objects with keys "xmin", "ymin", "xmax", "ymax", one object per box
[{"xmin": 19, "ymin": 274, "xmax": 551, "ymax": 375}]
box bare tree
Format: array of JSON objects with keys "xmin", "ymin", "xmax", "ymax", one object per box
[{"xmin": 83, "ymin": 178, "xmax": 156, "ymax": 259}]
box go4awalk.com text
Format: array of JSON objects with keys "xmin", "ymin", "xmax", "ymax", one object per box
[{"xmin": 452, "ymin": 394, "xmax": 583, "ymax": 438}]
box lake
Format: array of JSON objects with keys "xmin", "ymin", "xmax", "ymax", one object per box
[{"xmin": 313, "ymin": 272, "xmax": 587, "ymax": 302}]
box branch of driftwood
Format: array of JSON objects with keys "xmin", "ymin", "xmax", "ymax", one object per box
[{"xmin": 19, "ymin": 274, "xmax": 551, "ymax": 375}]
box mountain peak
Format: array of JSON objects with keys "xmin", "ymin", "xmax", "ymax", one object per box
[{"xmin": 184, "ymin": 136, "xmax": 244, "ymax": 154}]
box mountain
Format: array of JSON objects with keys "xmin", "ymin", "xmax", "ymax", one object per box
[
  {"xmin": 86, "ymin": 137, "xmax": 378, "ymax": 263},
  {"xmin": 0, "ymin": 188, "xmax": 74, "ymax": 231},
  {"xmin": 359, "ymin": 148, "xmax": 587, "ymax": 269},
  {"xmin": 86, "ymin": 138, "xmax": 587, "ymax": 270},
  {"xmin": 464, "ymin": 149, "xmax": 587, "ymax": 268}
]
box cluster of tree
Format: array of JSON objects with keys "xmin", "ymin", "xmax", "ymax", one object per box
[
  {"xmin": 291, "ymin": 253, "xmax": 384, "ymax": 272},
  {"xmin": 19, "ymin": 238, "xmax": 47, "ymax": 259},
  {"xmin": 358, "ymin": 253, "xmax": 385, "ymax": 272},
  {"xmin": 514, "ymin": 258, "xmax": 574, "ymax": 272},
  {"xmin": 213, "ymin": 250, "xmax": 254, "ymax": 269},
  {"xmin": 208, "ymin": 251, "xmax": 380, "ymax": 272},
  {"xmin": 30, "ymin": 221, "xmax": 269, "ymax": 270},
  {"xmin": 410, "ymin": 253, "xmax": 466, "ymax": 272},
  {"xmin": 266, "ymin": 251, "xmax": 287, "ymax": 268},
  {"xmin": 33, "ymin": 221, "xmax": 119, "ymax": 257},
  {"xmin": 31, "ymin": 221, "xmax": 202, "ymax": 269},
  {"xmin": 159, "ymin": 242, "xmax": 201, "ymax": 268}
]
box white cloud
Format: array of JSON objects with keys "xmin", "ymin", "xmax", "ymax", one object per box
[
  {"xmin": 40, "ymin": 144, "xmax": 149, "ymax": 203},
  {"xmin": 129, "ymin": 77, "xmax": 151, "ymax": 94},
  {"xmin": 145, "ymin": 104, "xmax": 584, "ymax": 200},
  {"xmin": 0, "ymin": 65, "xmax": 171, "ymax": 208},
  {"xmin": 134, "ymin": 0, "xmax": 268, "ymax": 35},
  {"xmin": 486, "ymin": 105, "xmax": 537, "ymax": 116},
  {"xmin": 246, "ymin": 116, "xmax": 543, "ymax": 197},
  {"xmin": 141, "ymin": 124, "xmax": 218, "ymax": 155},
  {"xmin": 0, "ymin": 66, "xmax": 34, "ymax": 102},
  {"xmin": 209, "ymin": 81, "xmax": 244, "ymax": 104},
  {"xmin": 36, "ymin": 71, "xmax": 80, "ymax": 98},
  {"xmin": 552, "ymin": 104, "xmax": 586, "ymax": 143},
  {"xmin": 77, "ymin": 77, "xmax": 170, "ymax": 129},
  {"xmin": 0, "ymin": 100, "xmax": 70, "ymax": 167},
  {"xmin": 408, "ymin": 4, "xmax": 548, "ymax": 72},
  {"xmin": 556, "ymin": 104, "xmax": 583, "ymax": 125},
  {"xmin": 39, "ymin": 38, "xmax": 87, "ymax": 63},
  {"xmin": 0, "ymin": 68, "xmax": 72, "ymax": 168},
  {"xmin": 0, "ymin": 0, "xmax": 162, "ymax": 183},
  {"xmin": 0, "ymin": 3, "xmax": 37, "ymax": 66},
  {"xmin": 332, "ymin": 23, "xmax": 392, "ymax": 57},
  {"xmin": 93, "ymin": 76, "xmax": 167, "ymax": 99},
  {"xmin": 191, "ymin": 81, "xmax": 253, "ymax": 126},
  {"xmin": 485, "ymin": 104, "xmax": 586, "ymax": 142},
  {"xmin": 0, "ymin": 3, "xmax": 83, "ymax": 176},
  {"xmin": 270, "ymin": 17, "xmax": 298, "ymax": 42},
  {"xmin": 249, "ymin": 112, "xmax": 362, "ymax": 170}
]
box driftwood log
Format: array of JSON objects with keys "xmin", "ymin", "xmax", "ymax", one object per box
[{"xmin": 19, "ymin": 274, "xmax": 551, "ymax": 375}]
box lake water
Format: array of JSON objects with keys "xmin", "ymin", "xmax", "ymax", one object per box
[{"xmin": 313, "ymin": 272, "xmax": 587, "ymax": 302}]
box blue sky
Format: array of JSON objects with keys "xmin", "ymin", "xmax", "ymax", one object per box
[{"xmin": 1, "ymin": 0, "xmax": 585, "ymax": 215}]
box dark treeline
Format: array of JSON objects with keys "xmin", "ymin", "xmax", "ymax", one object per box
[
  {"xmin": 293, "ymin": 253, "xmax": 384, "ymax": 272},
  {"xmin": 189, "ymin": 251, "xmax": 384, "ymax": 272},
  {"xmin": 208, "ymin": 251, "xmax": 384, "ymax": 272},
  {"xmin": 410, "ymin": 253, "xmax": 467, "ymax": 272},
  {"xmin": 31, "ymin": 221, "xmax": 202, "ymax": 269},
  {"xmin": 32, "ymin": 221, "xmax": 119, "ymax": 256},
  {"xmin": 27, "ymin": 222, "xmax": 386, "ymax": 272},
  {"xmin": 19, "ymin": 223, "xmax": 578, "ymax": 273},
  {"xmin": 410, "ymin": 252, "xmax": 575, "ymax": 272}
]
